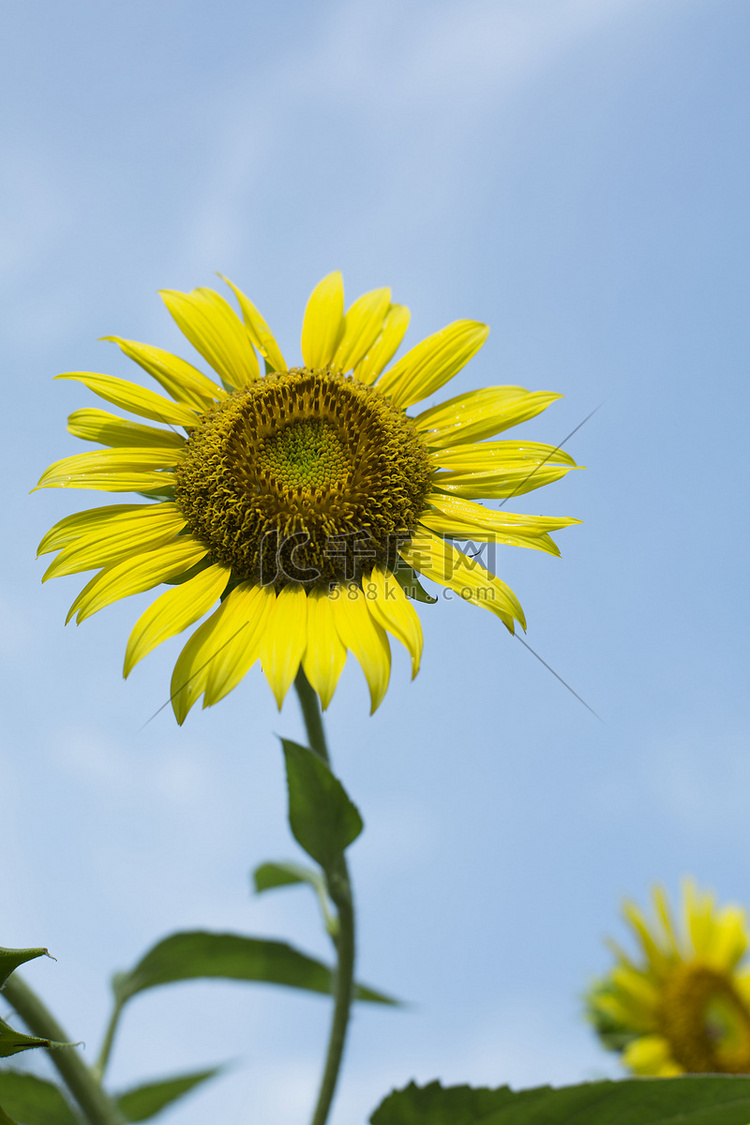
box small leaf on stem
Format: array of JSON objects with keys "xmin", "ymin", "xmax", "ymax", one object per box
[
  {"xmin": 281, "ymin": 739, "xmax": 363, "ymax": 873},
  {"xmin": 115, "ymin": 1066, "xmax": 223, "ymax": 1122}
]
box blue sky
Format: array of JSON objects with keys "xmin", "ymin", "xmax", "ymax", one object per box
[{"xmin": 2, "ymin": 0, "xmax": 750, "ymax": 1121}]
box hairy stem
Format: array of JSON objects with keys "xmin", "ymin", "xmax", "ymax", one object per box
[
  {"xmin": 294, "ymin": 669, "xmax": 356, "ymax": 1125},
  {"xmin": 3, "ymin": 973, "xmax": 125, "ymax": 1125}
]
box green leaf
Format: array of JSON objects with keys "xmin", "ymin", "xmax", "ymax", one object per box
[
  {"xmin": 0, "ymin": 949, "xmax": 51, "ymax": 991},
  {"xmin": 0, "ymin": 1109, "xmax": 20, "ymax": 1125},
  {"xmin": 370, "ymin": 1076, "xmax": 750, "ymax": 1124},
  {"xmin": 116, "ymin": 1066, "xmax": 222, "ymax": 1122},
  {"xmin": 112, "ymin": 931, "xmax": 396, "ymax": 1006},
  {"xmin": 253, "ymin": 861, "xmax": 338, "ymax": 937},
  {"xmin": 281, "ymin": 739, "xmax": 363, "ymax": 872},
  {"xmin": 0, "ymin": 1017, "xmax": 62, "ymax": 1059},
  {"xmin": 253, "ymin": 861, "xmax": 321, "ymax": 894},
  {"xmin": 0, "ymin": 1071, "xmax": 79, "ymax": 1125}
]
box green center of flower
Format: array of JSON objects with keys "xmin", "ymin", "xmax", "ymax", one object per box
[
  {"xmin": 175, "ymin": 367, "xmax": 433, "ymax": 586},
  {"xmin": 660, "ymin": 963, "xmax": 750, "ymax": 1073},
  {"xmin": 256, "ymin": 419, "xmax": 348, "ymax": 491}
]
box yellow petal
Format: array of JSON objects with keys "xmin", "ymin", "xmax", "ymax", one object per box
[
  {"xmin": 364, "ymin": 567, "xmax": 422, "ymax": 678},
  {"xmin": 415, "ymin": 387, "xmax": 562, "ymax": 447},
  {"xmin": 610, "ymin": 965, "xmax": 660, "ymax": 1010},
  {"xmin": 376, "ymin": 320, "xmax": 488, "ymax": 408},
  {"xmin": 220, "ymin": 276, "xmax": 286, "ymax": 373},
  {"xmin": 301, "ymin": 587, "xmax": 347, "ymax": 710},
  {"xmin": 55, "ymin": 372, "xmax": 198, "ymax": 427},
  {"xmin": 170, "ymin": 605, "xmax": 227, "ymax": 724},
  {"xmin": 35, "ymin": 448, "xmax": 179, "ymax": 493},
  {"xmin": 67, "ymin": 537, "xmax": 208, "ymax": 624},
  {"xmin": 353, "ymin": 304, "xmax": 410, "ymax": 385},
  {"xmin": 401, "ymin": 528, "xmax": 525, "ymax": 633},
  {"xmin": 652, "ymin": 885, "xmax": 681, "ymax": 957},
  {"xmin": 433, "ymin": 464, "xmax": 577, "ymax": 500},
  {"xmin": 331, "ymin": 584, "xmax": 391, "ymax": 713},
  {"xmin": 160, "ymin": 287, "xmax": 259, "ymax": 389},
  {"xmin": 205, "ymin": 584, "xmax": 275, "ymax": 706},
  {"xmin": 622, "ymin": 1035, "xmax": 681, "ymax": 1077},
  {"xmin": 43, "ymin": 503, "xmax": 187, "ymax": 579},
  {"xmin": 708, "ymin": 906, "xmax": 749, "ymax": 970},
  {"xmin": 623, "ymin": 900, "xmax": 669, "ymax": 970},
  {"xmin": 300, "ymin": 272, "xmax": 345, "ymax": 369},
  {"xmin": 67, "ymin": 408, "xmax": 186, "ymax": 450},
  {"xmin": 102, "ymin": 336, "xmax": 223, "ymax": 409},
  {"xmin": 421, "ymin": 493, "xmax": 580, "ymax": 555},
  {"xmin": 124, "ymin": 563, "xmax": 231, "ymax": 676},
  {"xmin": 594, "ymin": 991, "xmax": 657, "ymax": 1035},
  {"xmin": 38, "ymin": 504, "xmax": 144, "ymax": 555},
  {"xmin": 331, "ymin": 287, "xmax": 391, "ymax": 373},
  {"xmin": 432, "ymin": 440, "xmax": 576, "ymax": 472},
  {"xmin": 419, "ymin": 511, "xmax": 560, "ymax": 556},
  {"xmin": 259, "ymin": 585, "xmax": 308, "ymax": 709}
]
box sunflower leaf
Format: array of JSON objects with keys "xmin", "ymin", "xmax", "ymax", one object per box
[
  {"xmin": 253, "ymin": 862, "xmax": 338, "ymax": 937},
  {"xmin": 111, "ymin": 931, "xmax": 395, "ymax": 1006},
  {"xmin": 369, "ymin": 1076, "xmax": 750, "ymax": 1124},
  {"xmin": 280, "ymin": 739, "xmax": 363, "ymax": 873},
  {"xmin": 0, "ymin": 948, "xmax": 51, "ymax": 991},
  {"xmin": 253, "ymin": 861, "xmax": 324, "ymax": 894},
  {"xmin": 115, "ymin": 1066, "xmax": 223, "ymax": 1122},
  {"xmin": 0, "ymin": 1072, "xmax": 80, "ymax": 1125},
  {"xmin": 0, "ymin": 1016, "xmax": 67, "ymax": 1059}
]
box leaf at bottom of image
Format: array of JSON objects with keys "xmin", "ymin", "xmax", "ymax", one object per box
[{"xmin": 369, "ymin": 1075, "xmax": 750, "ymax": 1124}]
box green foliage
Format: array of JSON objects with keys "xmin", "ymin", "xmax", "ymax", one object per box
[
  {"xmin": 0, "ymin": 1108, "xmax": 20, "ymax": 1125},
  {"xmin": 0, "ymin": 951, "xmax": 50, "ymax": 992},
  {"xmin": 253, "ymin": 861, "xmax": 322, "ymax": 894},
  {"xmin": 0, "ymin": 1071, "xmax": 79, "ymax": 1125},
  {"xmin": 112, "ymin": 930, "xmax": 395, "ymax": 1006},
  {"xmin": 0, "ymin": 1017, "xmax": 60, "ymax": 1059},
  {"xmin": 370, "ymin": 1076, "xmax": 750, "ymax": 1124},
  {"xmin": 281, "ymin": 739, "xmax": 363, "ymax": 873},
  {"xmin": 253, "ymin": 862, "xmax": 337, "ymax": 934},
  {"xmin": 584, "ymin": 978, "xmax": 640, "ymax": 1052},
  {"xmin": 115, "ymin": 1066, "xmax": 222, "ymax": 1122}
]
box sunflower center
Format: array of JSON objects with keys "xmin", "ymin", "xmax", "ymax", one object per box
[
  {"xmin": 174, "ymin": 367, "xmax": 433, "ymax": 586},
  {"xmin": 256, "ymin": 419, "xmax": 348, "ymax": 490},
  {"xmin": 660, "ymin": 963, "xmax": 750, "ymax": 1073}
]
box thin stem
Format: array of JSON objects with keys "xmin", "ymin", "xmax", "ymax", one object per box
[
  {"xmin": 3, "ymin": 973, "xmax": 125, "ymax": 1125},
  {"xmin": 294, "ymin": 669, "xmax": 356, "ymax": 1125},
  {"xmin": 310, "ymin": 863, "xmax": 355, "ymax": 1125},
  {"xmin": 93, "ymin": 999, "xmax": 123, "ymax": 1081}
]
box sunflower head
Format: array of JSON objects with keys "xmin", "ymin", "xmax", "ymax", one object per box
[
  {"xmin": 586, "ymin": 881, "xmax": 750, "ymax": 1075},
  {"xmin": 174, "ymin": 366, "xmax": 433, "ymax": 587},
  {"xmin": 36, "ymin": 271, "xmax": 579, "ymax": 720}
]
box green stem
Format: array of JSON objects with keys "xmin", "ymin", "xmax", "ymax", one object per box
[
  {"xmin": 3, "ymin": 973, "xmax": 125, "ymax": 1125},
  {"xmin": 93, "ymin": 1000, "xmax": 123, "ymax": 1082},
  {"xmin": 294, "ymin": 669, "xmax": 356, "ymax": 1125},
  {"xmin": 294, "ymin": 667, "xmax": 330, "ymax": 763}
]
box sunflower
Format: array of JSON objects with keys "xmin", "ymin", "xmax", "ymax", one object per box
[
  {"xmin": 36, "ymin": 272, "xmax": 579, "ymax": 722},
  {"xmin": 587, "ymin": 881, "xmax": 750, "ymax": 1075}
]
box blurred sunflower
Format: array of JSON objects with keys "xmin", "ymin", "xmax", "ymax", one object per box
[
  {"xmin": 36, "ymin": 272, "xmax": 579, "ymax": 721},
  {"xmin": 587, "ymin": 881, "xmax": 750, "ymax": 1075}
]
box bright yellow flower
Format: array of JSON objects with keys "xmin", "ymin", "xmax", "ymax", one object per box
[
  {"xmin": 587, "ymin": 881, "xmax": 750, "ymax": 1075},
  {"xmin": 36, "ymin": 272, "xmax": 578, "ymax": 721}
]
